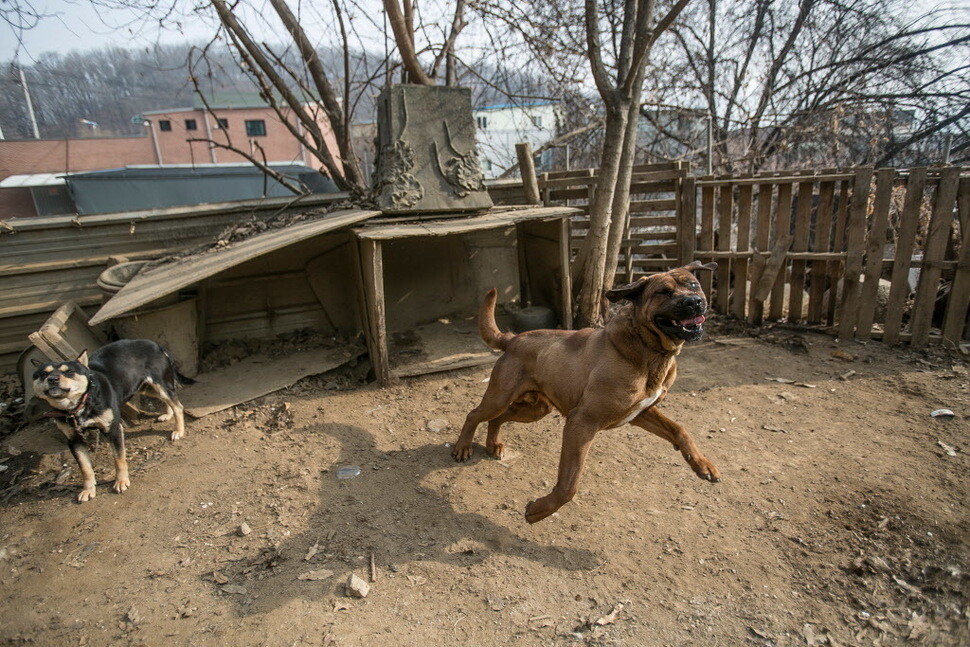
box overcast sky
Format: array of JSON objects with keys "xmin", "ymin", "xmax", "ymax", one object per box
[
  {"xmin": 4, "ymin": 0, "xmax": 967, "ymax": 63},
  {"xmin": 3, "ymin": 0, "xmax": 394, "ymax": 63}
]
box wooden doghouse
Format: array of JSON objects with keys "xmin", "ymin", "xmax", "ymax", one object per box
[
  {"xmin": 353, "ymin": 206, "xmax": 577, "ymax": 385},
  {"xmin": 87, "ymin": 209, "xmax": 380, "ymax": 416}
]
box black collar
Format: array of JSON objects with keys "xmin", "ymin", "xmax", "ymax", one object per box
[{"xmin": 42, "ymin": 391, "xmax": 89, "ymax": 428}]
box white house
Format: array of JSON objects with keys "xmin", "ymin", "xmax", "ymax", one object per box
[{"xmin": 472, "ymin": 100, "xmax": 560, "ymax": 179}]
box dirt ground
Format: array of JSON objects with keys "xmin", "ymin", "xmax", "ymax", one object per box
[{"xmin": 1, "ymin": 323, "xmax": 968, "ymax": 646}]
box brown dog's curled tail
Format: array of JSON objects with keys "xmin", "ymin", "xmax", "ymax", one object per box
[{"xmin": 479, "ymin": 289, "xmax": 514, "ymax": 351}]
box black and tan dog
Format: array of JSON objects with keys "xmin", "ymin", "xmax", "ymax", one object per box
[
  {"xmin": 452, "ymin": 261, "xmax": 721, "ymax": 523},
  {"xmin": 31, "ymin": 339, "xmax": 193, "ymax": 502}
]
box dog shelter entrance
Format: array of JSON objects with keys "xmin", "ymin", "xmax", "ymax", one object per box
[
  {"xmin": 86, "ymin": 209, "xmax": 380, "ymax": 416},
  {"xmin": 353, "ymin": 206, "xmax": 576, "ymax": 385}
]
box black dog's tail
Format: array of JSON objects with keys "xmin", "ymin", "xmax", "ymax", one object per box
[
  {"xmin": 160, "ymin": 346, "xmax": 197, "ymax": 386},
  {"xmin": 175, "ymin": 370, "xmax": 197, "ymax": 386}
]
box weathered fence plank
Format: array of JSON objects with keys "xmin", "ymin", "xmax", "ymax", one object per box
[
  {"xmin": 856, "ymin": 169, "xmax": 897, "ymax": 338},
  {"xmin": 788, "ymin": 181, "xmax": 814, "ymax": 321},
  {"xmin": 838, "ymin": 169, "xmax": 875, "ymax": 339},
  {"xmin": 732, "ymin": 184, "xmax": 753, "ymax": 320},
  {"xmin": 716, "ymin": 185, "xmax": 733, "ymax": 313},
  {"xmin": 807, "ymin": 180, "xmax": 836, "ymax": 323},
  {"xmin": 699, "ymin": 185, "xmax": 716, "ymax": 297},
  {"xmin": 882, "ymin": 169, "xmax": 928, "ymax": 344},
  {"xmin": 748, "ymin": 184, "xmax": 774, "ymax": 324},
  {"xmin": 910, "ymin": 168, "xmax": 961, "ymax": 347},
  {"xmin": 769, "ymin": 182, "xmax": 794, "ymax": 320},
  {"xmin": 942, "ymin": 177, "xmax": 970, "ymax": 344}
]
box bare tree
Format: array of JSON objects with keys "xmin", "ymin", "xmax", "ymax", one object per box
[
  {"xmin": 569, "ymin": 0, "xmax": 690, "ymax": 327},
  {"xmin": 651, "ymin": 0, "xmax": 970, "ymax": 172}
]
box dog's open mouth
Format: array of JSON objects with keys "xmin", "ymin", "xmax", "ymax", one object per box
[{"xmin": 655, "ymin": 314, "xmax": 707, "ymax": 340}]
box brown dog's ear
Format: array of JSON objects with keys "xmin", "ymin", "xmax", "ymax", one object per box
[
  {"xmin": 683, "ymin": 260, "xmax": 718, "ymax": 272},
  {"xmin": 605, "ymin": 277, "xmax": 649, "ymax": 303},
  {"xmin": 76, "ymin": 350, "xmax": 89, "ymax": 367}
]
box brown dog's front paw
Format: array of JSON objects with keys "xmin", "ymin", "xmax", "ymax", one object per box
[
  {"xmin": 486, "ymin": 442, "xmax": 505, "ymax": 459},
  {"xmin": 451, "ymin": 442, "xmax": 473, "ymax": 462},
  {"xmin": 685, "ymin": 453, "xmax": 721, "ymax": 482}
]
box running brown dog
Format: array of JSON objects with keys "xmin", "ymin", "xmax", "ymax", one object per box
[{"xmin": 451, "ymin": 261, "xmax": 721, "ymax": 523}]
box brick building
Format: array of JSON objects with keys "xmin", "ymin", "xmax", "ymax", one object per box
[
  {"xmin": 0, "ymin": 96, "xmax": 339, "ymax": 218},
  {"xmin": 140, "ymin": 95, "xmax": 338, "ymax": 168}
]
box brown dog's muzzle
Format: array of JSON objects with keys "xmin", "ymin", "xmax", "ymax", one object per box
[{"xmin": 653, "ymin": 294, "xmax": 708, "ymax": 342}]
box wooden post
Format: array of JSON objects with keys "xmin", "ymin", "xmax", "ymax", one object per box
[
  {"xmin": 837, "ymin": 168, "xmax": 874, "ymax": 340},
  {"xmin": 359, "ymin": 238, "xmax": 390, "ymax": 385},
  {"xmin": 942, "ymin": 177, "xmax": 970, "ymax": 344},
  {"xmin": 678, "ymin": 175, "xmax": 697, "ymax": 267},
  {"xmin": 560, "ymin": 218, "xmax": 574, "ymax": 329},
  {"xmin": 883, "ymin": 169, "xmax": 927, "ymax": 345},
  {"xmin": 910, "ymin": 167, "xmax": 961, "ymax": 347},
  {"xmin": 856, "ymin": 168, "xmax": 896, "ymax": 338},
  {"xmin": 516, "ymin": 143, "xmax": 541, "ymax": 205}
]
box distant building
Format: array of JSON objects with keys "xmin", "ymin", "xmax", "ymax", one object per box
[
  {"xmin": 0, "ymin": 94, "xmax": 340, "ymax": 218},
  {"xmin": 138, "ymin": 94, "xmax": 339, "ymax": 169},
  {"xmin": 472, "ymin": 101, "xmax": 561, "ymax": 178}
]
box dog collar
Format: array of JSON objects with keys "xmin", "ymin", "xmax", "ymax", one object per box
[{"xmin": 42, "ymin": 391, "xmax": 89, "ymax": 428}]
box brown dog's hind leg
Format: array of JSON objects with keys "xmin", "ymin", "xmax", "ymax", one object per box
[
  {"xmin": 452, "ymin": 362, "xmax": 531, "ymax": 462},
  {"xmin": 633, "ymin": 407, "xmax": 720, "ymax": 482},
  {"xmin": 485, "ymin": 394, "xmax": 552, "ymax": 459},
  {"xmin": 524, "ymin": 411, "xmax": 599, "ymax": 523}
]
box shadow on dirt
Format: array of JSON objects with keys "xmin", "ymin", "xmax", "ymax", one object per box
[{"xmin": 225, "ymin": 421, "xmax": 600, "ymax": 616}]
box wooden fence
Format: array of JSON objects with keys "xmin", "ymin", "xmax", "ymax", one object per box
[
  {"xmin": 537, "ymin": 161, "xmax": 689, "ymax": 281},
  {"xmin": 690, "ymin": 167, "xmax": 969, "ymax": 347},
  {"xmin": 2, "ymin": 165, "xmax": 966, "ymax": 373}
]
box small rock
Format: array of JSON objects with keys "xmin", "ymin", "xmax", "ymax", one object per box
[
  {"xmin": 762, "ymin": 425, "xmax": 790, "ymax": 433},
  {"xmin": 426, "ymin": 419, "xmax": 449, "ymax": 433},
  {"xmin": 831, "ymin": 350, "xmax": 856, "ymax": 362},
  {"xmin": 125, "ymin": 606, "xmax": 140, "ymax": 625},
  {"xmin": 937, "ymin": 440, "xmax": 958, "ymax": 456},
  {"xmin": 238, "ymin": 522, "xmax": 252, "ymax": 537},
  {"xmin": 221, "ymin": 584, "xmax": 247, "ymax": 595},
  {"xmin": 211, "ymin": 570, "xmax": 229, "ymax": 585},
  {"xmin": 346, "ymin": 573, "xmax": 370, "ymax": 598},
  {"xmin": 930, "ymin": 409, "xmax": 955, "ymax": 419},
  {"xmin": 298, "ymin": 569, "xmax": 334, "ymax": 581}
]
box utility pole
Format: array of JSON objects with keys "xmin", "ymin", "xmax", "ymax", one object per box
[
  {"xmin": 19, "ymin": 67, "xmax": 41, "ymax": 139},
  {"xmin": 706, "ymin": 111, "xmax": 713, "ymax": 175}
]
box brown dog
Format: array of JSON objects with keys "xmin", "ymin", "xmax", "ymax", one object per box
[{"xmin": 452, "ymin": 261, "xmax": 721, "ymax": 523}]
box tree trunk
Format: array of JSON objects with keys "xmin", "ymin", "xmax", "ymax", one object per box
[
  {"xmin": 602, "ymin": 97, "xmax": 643, "ymax": 292},
  {"xmin": 574, "ymin": 106, "xmax": 629, "ymax": 328}
]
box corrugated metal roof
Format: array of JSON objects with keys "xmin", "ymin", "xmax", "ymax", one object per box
[
  {"xmin": 0, "ymin": 173, "xmax": 68, "ymax": 188},
  {"xmin": 89, "ymin": 208, "xmax": 380, "ymax": 325}
]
